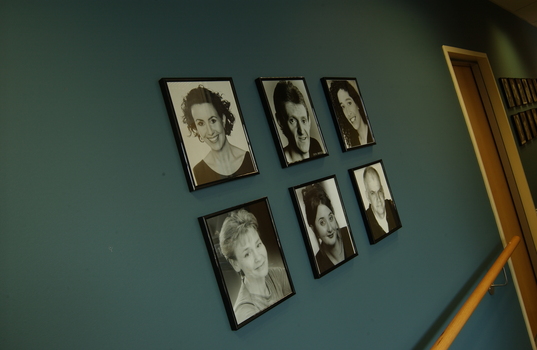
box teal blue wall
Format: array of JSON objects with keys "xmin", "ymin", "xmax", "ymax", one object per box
[{"xmin": 1, "ymin": 0, "xmax": 535, "ymax": 349}]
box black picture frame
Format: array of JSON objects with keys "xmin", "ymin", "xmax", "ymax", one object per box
[
  {"xmin": 527, "ymin": 109, "xmax": 537, "ymax": 138},
  {"xmin": 512, "ymin": 113, "xmax": 527, "ymax": 145},
  {"xmin": 349, "ymin": 160, "xmax": 402, "ymax": 244},
  {"xmin": 527, "ymin": 78, "xmax": 537, "ymax": 103},
  {"xmin": 522, "ymin": 79, "xmax": 533, "ymax": 104},
  {"xmin": 520, "ymin": 111, "xmax": 533, "ymax": 141},
  {"xmin": 321, "ymin": 77, "xmax": 376, "ymax": 151},
  {"xmin": 509, "ymin": 78, "xmax": 522, "ymax": 106},
  {"xmin": 256, "ymin": 77, "xmax": 328, "ymax": 168},
  {"xmin": 289, "ymin": 175, "xmax": 358, "ymax": 278},
  {"xmin": 516, "ymin": 78, "xmax": 528, "ymax": 105},
  {"xmin": 528, "ymin": 78, "xmax": 537, "ymax": 102},
  {"xmin": 199, "ymin": 197, "xmax": 295, "ymax": 330},
  {"xmin": 531, "ymin": 109, "xmax": 537, "ymax": 135},
  {"xmin": 500, "ymin": 78, "xmax": 515, "ymax": 108},
  {"xmin": 159, "ymin": 78, "xmax": 259, "ymax": 191}
]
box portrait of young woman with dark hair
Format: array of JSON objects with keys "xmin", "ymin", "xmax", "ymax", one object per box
[
  {"xmin": 325, "ymin": 79, "xmax": 375, "ymax": 150},
  {"xmin": 294, "ymin": 178, "xmax": 357, "ymax": 277}
]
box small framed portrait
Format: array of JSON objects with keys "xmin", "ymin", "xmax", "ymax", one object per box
[
  {"xmin": 289, "ymin": 175, "xmax": 358, "ymax": 278},
  {"xmin": 500, "ymin": 78, "xmax": 515, "ymax": 108},
  {"xmin": 349, "ymin": 160, "xmax": 402, "ymax": 244},
  {"xmin": 199, "ymin": 197, "xmax": 295, "ymax": 330},
  {"xmin": 522, "ymin": 79, "xmax": 534, "ymax": 104},
  {"xmin": 526, "ymin": 78, "xmax": 537, "ymax": 103},
  {"xmin": 516, "ymin": 78, "xmax": 528, "ymax": 105},
  {"xmin": 526, "ymin": 109, "xmax": 537, "ymax": 138},
  {"xmin": 321, "ymin": 77, "xmax": 376, "ymax": 151},
  {"xmin": 531, "ymin": 109, "xmax": 537, "ymax": 133},
  {"xmin": 509, "ymin": 78, "xmax": 522, "ymax": 106},
  {"xmin": 512, "ymin": 113, "xmax": 526, "ymax": 145},
  {"xmin": 256, "ymin": 77, "xmax": 328, "ymax": 168},
  {"xmin": 159, "ymin": 78, "xmax": 259, "ymax": 191},
  {"xmin": 520, "ymin": 111, "xmax": 533, "ymax": 141}
]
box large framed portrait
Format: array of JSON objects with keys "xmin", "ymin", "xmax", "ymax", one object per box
[
  {"xmin": 290, "ymin": 175, "xmax": 358, "ymax": 278},
  {"xmin": 321, "ymin": 77, "xmax": 376, "ymax": 151},
  {"xmin": 199, "ymin": 197, "xmax": 295, "ymax": 330},
  {"xmin": 349, "ymin": 160, "xmax": 402, "ymax": 244},
  {"xmin": 499, "ymin": 78, "xmax": 515, "ymax": 108},
  {"xmin": 159, "ymin": 78, "xmax": 259, "ymax": 191},
  {"xmin": 256, "ymin": 77, "xmax": 328, "ymax": 168},
  {"xmin": 512, "ymin": 113, "xmax": 527, "ymax": 145}
]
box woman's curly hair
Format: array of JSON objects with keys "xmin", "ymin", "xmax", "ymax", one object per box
[{"xmin": 181, "ymin": 85, "xmax": 236, "ymax": 141}]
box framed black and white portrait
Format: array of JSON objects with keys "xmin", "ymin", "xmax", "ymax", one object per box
[
  {"xmin": 159, "ymin": 78, "xmax": 259, "ymax": 191},
  {"xmin": 520, "ymin": 111, "xmax": 533, "ymax": 141},
  {"xmin": 349, "ymin": 160, "xmax": 402, "ymax": 244},
  {"xmin": 500, "ymin": 78, "xmax": 515, "ymax": 108},
  {"xmin": 526, "ymin": 109, "xmax": 537, "ymax": 138},
  {"xmin": 512, "ymin": 113, "xmax": 527, "ymax": 145},
  {"xmin": 516, "ymin": 78, "xmax": 528, "ymax": 105},
  {"xmin": 528, "ymin": 78, "xmax": 537, "ymax": 102},
  {"xmin": 509, "ymin": 78, "xmax": 522, "ymax": 106},
  {"xmin": 531, "ymin": 109, "xmax": 537, "ymax": 135},
  {"xmin": 256, "ymin": 77, "xmax": 328, "ymax": 168},
  {"xmin": 199, "ymin": 198, "xmax": 295, "ymax": 330},
  {"xmin": 522, "ymin": 79, "xmax": 534, "ymax": 104},
  {"xmin": 290, "ymin": 175, "xmax": 358, "ymax": 278},
  {"xmin": 321, "ymin": 77, "xmax": 376, "ymax": 151}
]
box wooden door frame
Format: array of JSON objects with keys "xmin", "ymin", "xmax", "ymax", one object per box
[{"xmin": 443, "ymin": 45, "xmax": 537, "ymax": 344}]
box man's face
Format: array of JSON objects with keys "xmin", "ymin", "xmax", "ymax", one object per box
[
  {"xmin": 283, "ymin": 102, "xmax": 310, "ymax": 154},
  {"xmin": 365, "ymin": 173, "xmax": 386, "ymax": 218}
]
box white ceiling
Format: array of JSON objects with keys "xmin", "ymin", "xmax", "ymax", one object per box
[{"xmin": 489, "ymin": 0, "xmax": 537, "ymax": 27}]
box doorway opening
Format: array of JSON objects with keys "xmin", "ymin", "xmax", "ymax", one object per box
[{"xmin": 443, "ymin": 45, "xmax": 537, "ymax": 343}]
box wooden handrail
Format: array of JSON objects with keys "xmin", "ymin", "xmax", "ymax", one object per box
[{"xmin": 431, "ymin": 235, "xmax": 521, "ymax": 350}]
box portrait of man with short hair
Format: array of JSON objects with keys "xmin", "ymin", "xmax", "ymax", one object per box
[{"xmin": 257, "ymin": 77, "xmax": 328, "ymax": 167}]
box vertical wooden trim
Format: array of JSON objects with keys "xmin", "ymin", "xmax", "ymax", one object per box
[{"xmin": 442, "ymin": 45, "xmax": 537, "ymax": 349}]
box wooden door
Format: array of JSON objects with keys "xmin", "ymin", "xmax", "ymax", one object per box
[{"xmin": 453, "ymin": 63, "xmax": 537, "ymax": 339}]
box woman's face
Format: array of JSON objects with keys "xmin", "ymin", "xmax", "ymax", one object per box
[
  {"xmin": 312, "ymin": 204, "xmax": 340, "ymax": 247},
  {"xmin": 191, "ymin": 102, "xmax": 226, "ymax": 151},
  {"xmin": 231, "ymin": 227, "xmax": 269, "ymax": 280},
  {"xmin": 337, "ymin": 89, "xmax": 363, "ymax": 131}
]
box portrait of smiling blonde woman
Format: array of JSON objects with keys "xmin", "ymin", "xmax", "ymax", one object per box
[{"xmin": 218, "ymin": 208, "xmax": 293, "ymax": 324}]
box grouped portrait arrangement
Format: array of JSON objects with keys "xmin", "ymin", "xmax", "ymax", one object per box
[
  {"xmin": 512, "ymin": 109, "xmax": 537, "ymax": 145},
  {"xmin": 256, "ymin": 77, "xmax": 328, "ymax": 167},
  {"xmin": 321, "ymin": 77, "xmax": 376, "ymax": 151},
  {"xmin": 500, "ymin": 77, "xmax": 537, "ymax": 108},
  {"xmin": 158, "ymin": 74, "xmax": 404, "ymax": 329},
  {"xmin": 350, "ymin": 160, "xmax": 402, "ymax": 244},
  {"xmin": 159, "ymin": 78, "xmax": 259, "ymax": 191},
  {"xmin": 290, "ymin": 176, "xmax": 358, "ymax": 278},
  {"xmin": 199, "ymin": 198, "xmax": 295, "ymax": 330}
]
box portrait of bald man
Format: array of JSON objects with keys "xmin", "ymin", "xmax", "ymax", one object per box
[{"xmin": 351, "ymin": 161, "xmax": 401, "ymax": 244}]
